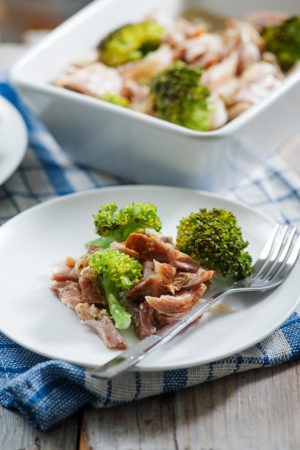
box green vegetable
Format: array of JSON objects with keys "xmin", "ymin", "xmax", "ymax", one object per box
[
  {"xmin": 90, "ymin": 201, "xmax": 161, "ymax": 248},
  {"xmin": 90, "ymin": 249, "xmax": 142, "ymax": 329},
  {"xmin": 101, "ymin": 92, "xmax": 129, "ymax": 107},
  {"xmin": 150, "ymin": 61, "xmax": 215, "ymax": 131},
  {"xmin": 262, "ymin": 16, "xmax": 300, "ymax": 71},
  {"xmin": 99, "ymin": 20, "xmax": 165, "ymax": 67},
  {"xmin": 176, "ymin": 208, "xmax": 252, "ymax": 280}
]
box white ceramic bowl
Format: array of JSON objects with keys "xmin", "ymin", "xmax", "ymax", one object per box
[{"xmin": 10, "ymin": 0, "xmax": 300, "ymax": 191}]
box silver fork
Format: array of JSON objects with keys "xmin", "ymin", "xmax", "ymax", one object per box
[{"xmin": 90, "ymin": 224, "xmax": 300, "ymax": 379}]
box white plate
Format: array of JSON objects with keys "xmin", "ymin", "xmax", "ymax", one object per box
[
  {"xmin": 0, "ymin": 96, "xmax": 27, "ymax": 185},
  {"xmin": 0, "ymin": 186, "xmax": 299, "ymax": 371}
]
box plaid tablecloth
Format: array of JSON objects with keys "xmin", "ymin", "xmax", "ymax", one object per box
[{"xmin": 0, "ymin": 82, "xmax": 299, "ymax": 430}]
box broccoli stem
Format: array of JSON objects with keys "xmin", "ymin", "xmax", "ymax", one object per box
[
  {"xmin": 102, "ymin": 278, "xmax": 131, "ymax": 329},
  {"xmin": 89, "ymin": 235, "xmax": 116, "ymax": 248}
]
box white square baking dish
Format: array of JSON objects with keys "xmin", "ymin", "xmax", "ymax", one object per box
[{"xmin": 10, "ymin": 0, "xmax": 300, "ymax": 191}]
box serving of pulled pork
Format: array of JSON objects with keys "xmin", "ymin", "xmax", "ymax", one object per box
[{"xmin": 51, "ymin": 230, "xmax": 213, "ymax": 350}]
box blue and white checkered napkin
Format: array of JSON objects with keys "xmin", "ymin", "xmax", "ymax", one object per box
[{"xmin": 0, "ymin": 82, "xmax": 299, "ymax": 430}]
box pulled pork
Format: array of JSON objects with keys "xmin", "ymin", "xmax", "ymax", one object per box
[{"xmin": 51, "ymin": 231, "xmax": 213, "ymax": 349}]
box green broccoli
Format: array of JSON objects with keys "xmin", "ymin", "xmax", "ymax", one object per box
[
  {"xmin": 150, "ymin": 61, "xmax": 216, "ymax": 131},
  {"xmin": 99, "ymin": 20, "xmax": 165, "ymax": 67},
  {"xmin": 262, "ymin": 16, "xmax": 300, "ymax": 71},
  {"xmin": 101, "ymin": 92, "xmax": 129, "ymax": 107},
  {"xmin": 176, "ymin": 208, "xmax": 252, "ymax": 280},
  {"xmin": 89, "ymin": 249, "xmax": 142, "ymax": 329},
  {"xmin": 90, "ymin": 201, "xmax": 162, "ymax": 248}
]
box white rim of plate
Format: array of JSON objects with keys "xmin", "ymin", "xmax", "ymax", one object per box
[{"xmin": 0, "ymin": 185, "xmax": 299, "ymax": 371}]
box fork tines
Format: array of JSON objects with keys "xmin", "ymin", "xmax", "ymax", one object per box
[{"xmin": 253, "ymin": 225, "xmax": 300, "ymax": 282}]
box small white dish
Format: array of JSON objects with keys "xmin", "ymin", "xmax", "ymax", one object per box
[
  {"xmin": 0, "ymin": 96, "xmax": 27, "ymax": 185},
  {"xmin": 0, "ymin": 185, "xmax": 299, "ymax": 370}
]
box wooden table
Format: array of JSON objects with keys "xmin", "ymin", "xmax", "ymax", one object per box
[
  {"xmin": 0, "ymin": 74, "xmax": 299, "ymax": 449},
  {"xmin": 1, "ymin": 359, "xmax": 299, "ymax": 449}
]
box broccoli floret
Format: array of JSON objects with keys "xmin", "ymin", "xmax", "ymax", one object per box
[
  {"xmin": 90, "ymin": 249, "xmax": 142, "ymax": 329},
  {"xmin": 150, "ymin": 61, "xmax": 217, "ymax": 131},
  {"xmin": 91, "ymin": 201, "xmax": 162, "ymax": 248},
  {"xmin": 176, "ymin": 208, "xmax": 252, "ymax": 280},
  {"xmin": 99, "ymin": 20, "xmax": 165, "ymax": 67},
  {"xmin": 262, "ymin": 16, "xmax": 300, "ymax": 71},
  {"xmin": 101, "ymin": 92, "xmax": 129, "ymax": 107}
]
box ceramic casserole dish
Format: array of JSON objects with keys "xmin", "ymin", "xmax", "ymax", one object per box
[{"xmin": 10, "ymin": 0, "xmax": 300, "ymax": 190}]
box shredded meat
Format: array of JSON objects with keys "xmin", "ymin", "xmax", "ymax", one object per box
[
  {"xmin": 75, "ymin": 304, "xmax": 126, "ymax": 350},
  {"xmin": 54, "ymin": 281, "xmax": 83, "ymax": 309},
  {"xmin": 142, "ymin": 260, "xmax": 155, "ymax": 278},
  {"xmin": 125, "ymin": 232, "xmax": 175, "ymax": 263},
  {"xmin": 51, "ymin": 229, "xmax": 215, "ymax": 350},
  {"xmin": 169, "ymin": 269, "xmax": 214, "ymax": 293},
  {"xmin": 54, "ymin": 62, "xmax": 123, "ymax": 98},
  {"xmin": 84, "ymin": 318, "xmax": 127, "ymax": 350},
  {"xmin": 110, "ymin": 241, "xmax": 139, "ymax": 260},
  {"xmin": 79, "ymin": 267, "xmax": 106, "ymax": 304},
  {"xmin": 127, "ymin": 260, "xmax": 176, "ymax": 300},
  {"xmin": 124, "ymin": 232, "xmax": 201, "ymax": 272},
  {"xmin": 120, "ymin": 44, "xmax": 174, "ymax": 82},
  {"xmin": 146, "ymin": 283, "xmax": 207, "ymax": 317},
  {"xmin": 51, "ymin": 271, "xmax": 79, "ymax": 282},
  {"xmin": 170, "ymin": 247, "xmax": 201, "ymax": 272},
  {"xmin": 136, "ymin": 302, "xmax": 157, "ymax": 339},
  {"xmin": 154, "ymin": 260, "xmax": 177, "ymax": 283},
  {"xmin": 153, "ymin": 312, "xmax": 179, "ymax": 327}
]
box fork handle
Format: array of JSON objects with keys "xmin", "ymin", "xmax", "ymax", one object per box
[{"xmin": 89, "ymin": 288, "xmax": 232, "ymax": 379}]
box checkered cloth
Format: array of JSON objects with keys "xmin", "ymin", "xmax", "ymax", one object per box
[{"xmin": 0, "ymin": 82, "xmax": 299, "ymax": 430}]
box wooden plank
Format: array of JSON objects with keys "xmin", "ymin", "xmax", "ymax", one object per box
[
  {"xmin": 173, "ymin": 361, "xmax": 300, "ymax": 450},
  {"xmin": 0, "ymin": 405, "xmax": 80, "ymax": 450},
  {"xmin": 79, "ymin": 395, "xmax": 177, "ymax": 450},
  {"xmin": 80, "ymin": 361, "xmax": 300, "ymax": 450},
  {"xmin": 1, "ymin": 361, "xmax": 298, "ymax": 449}
]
